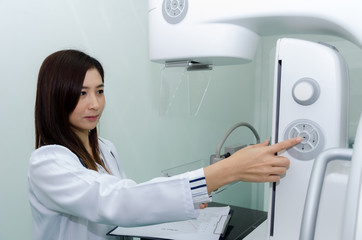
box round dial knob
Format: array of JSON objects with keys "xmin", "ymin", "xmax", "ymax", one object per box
[
  {"xmin": 284, "ymin": 119, "xmax": 324, "ymax": 160},
  {"xmin": 292, "ymin": 78, "xmax": 320, "ymax": 106},
  {"xmin": 162, "ymin": 0, "xmax": 188, "ymax": 24}
]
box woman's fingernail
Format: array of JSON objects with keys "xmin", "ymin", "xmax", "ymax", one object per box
[{"xmin": 296, "ymin": 137, "xmax": 303, "ymax": 142}]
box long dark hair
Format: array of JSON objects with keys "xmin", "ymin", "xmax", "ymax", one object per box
[{"xmin": 35, "ymin": 49, "xmax": 108, "ymax": 172}]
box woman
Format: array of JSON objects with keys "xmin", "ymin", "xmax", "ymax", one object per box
[{"xmin": 28, "ymin": 50, "xmax": 301, "ymax": 240}]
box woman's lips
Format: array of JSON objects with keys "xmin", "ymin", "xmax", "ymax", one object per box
[{"xmin": 85, "ymin": 115, "xmax": 98, "ymax": 121}]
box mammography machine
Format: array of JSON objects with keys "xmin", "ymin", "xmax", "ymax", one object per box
[
  {"xmin": 268, "ymin": 38, "xmax": 349, "ymax": 240},
  {"xmin": 148, "ymin": 0, "xmax": 362, "ymax": 239}
]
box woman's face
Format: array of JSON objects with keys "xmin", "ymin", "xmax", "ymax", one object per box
[{"xmin": 69, "ymin": 68, "xmax": 105, "ymax": 138}]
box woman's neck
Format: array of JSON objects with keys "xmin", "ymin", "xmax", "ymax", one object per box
[{"xmin": 73, "ymin": 128, "xmax": 92, "ymax": 156}]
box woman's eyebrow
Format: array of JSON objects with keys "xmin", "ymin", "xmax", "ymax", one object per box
[{"xmin": 81, "ymin": 84, "xmax": 104, "ymax": 89}]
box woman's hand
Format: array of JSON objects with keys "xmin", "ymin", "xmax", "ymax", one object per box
[
  {"xmin": 199, "ymin": 203, "xmax": 208, "ymax": 209},
  {"xmin": 204, "ymin": 137, "xmax": 302, "ymax": 194}
]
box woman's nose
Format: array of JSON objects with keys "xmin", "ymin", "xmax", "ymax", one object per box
[{"xmin": 88, "ymin": 94, "xmax": 99, "ymax": 110}]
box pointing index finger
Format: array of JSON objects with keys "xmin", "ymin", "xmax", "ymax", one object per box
[{"xmin": 269, "ymin": 137, "xmax": 303, "ymax": 153}]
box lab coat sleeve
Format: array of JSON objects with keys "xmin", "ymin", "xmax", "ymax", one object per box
[
  {"xmin": 28, "ymin": 145, "xmax": 198, "ymax": 227},
  {"xmin": 99, "ymin": 137, "xmax": 211, "ymax": 204}
]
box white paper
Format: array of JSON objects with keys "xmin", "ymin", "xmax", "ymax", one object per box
[{"xmin": 108, "ymin": 206, "xmax": 231, "ymax": 240}]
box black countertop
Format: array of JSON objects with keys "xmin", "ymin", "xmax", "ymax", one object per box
[{"xmin": 210, "ymin": 202, "xmax": 267, "ymax": 240}]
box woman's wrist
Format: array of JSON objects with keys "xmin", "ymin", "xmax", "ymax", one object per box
[{"xmin": 204, "ymin": 159, "xmax": 236, "ymax": 194}]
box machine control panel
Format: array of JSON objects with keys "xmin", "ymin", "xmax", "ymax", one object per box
[
  {"xmin": 162, "ymin": 0, "xmax": 188, "ymax": 24},
  {"xmin": 284, "ymin": 119, "xmax": 324, "ymax": 160}
]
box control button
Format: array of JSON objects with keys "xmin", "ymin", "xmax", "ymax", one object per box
[
  {"xmin": 171, "ymin": 0, "xmax": 178, "ymax": 9},
  {"xmin": 170, "ymin": 9, "xmax": 180, "ymax": 17},
  {"xmin": 179, "ymin": 0, "xmax": 185, "ymax": 10},
  {"xmin": 165, "ymin": 0, "xmax": 171, "ymax": 12},
  {"xmin": 284, "ymin": 119, "xmax": 324, "ymax": 160},
  {"xmin": 292, "ymin": 78, "xmax": 320, "ymax": 106}
]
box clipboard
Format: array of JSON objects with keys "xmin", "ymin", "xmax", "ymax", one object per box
[{"xmin": 107, "ymin": 206, "xmax": 232, "ymax": 240}]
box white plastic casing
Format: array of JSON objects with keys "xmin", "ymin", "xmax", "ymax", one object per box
[
  {"xmin": 149, "ymin": 0, "xmax": 362, "ymax": 66},
  {"xmin": 269, "ymin": 38, "xmax": 349, "ymax": 240},
  {"xmin": 342, "ymin": 113, "xmax": 362, "ymax": 240}
]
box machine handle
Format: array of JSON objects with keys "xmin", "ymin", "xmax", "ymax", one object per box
[
  {"xmin": 299, "ymin": 148, "xmax": 353, "ymax": 240},
  {"xmin": 342, "ymin": 114, "xmax": 362, "ymax": 240}
]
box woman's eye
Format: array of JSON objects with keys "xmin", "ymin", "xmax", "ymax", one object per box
[
  {"xmin": 97, "ymin": 89, "xmax": 104, "ymax": 94},
  {"xmin": 80, "ymin": 91, "xmax": 86, "ymax": 96}
]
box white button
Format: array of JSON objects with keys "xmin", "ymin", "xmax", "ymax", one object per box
[
  {"xmin": 292, "ymin": 78, "xmax": 320, "ymax": 106},
  {"xmin": 294, "ymin": 81, "xmax": 314, "ymax": 101}
]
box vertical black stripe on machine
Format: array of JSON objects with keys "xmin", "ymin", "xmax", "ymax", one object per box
[{"xmin": 270, "ymin": 59, "xmax": 282, "ymax": 237}]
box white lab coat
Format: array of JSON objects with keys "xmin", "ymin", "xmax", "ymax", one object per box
[{"xmin": 28, "ymin": 138, "xmax": 199, "ymax": 240}]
